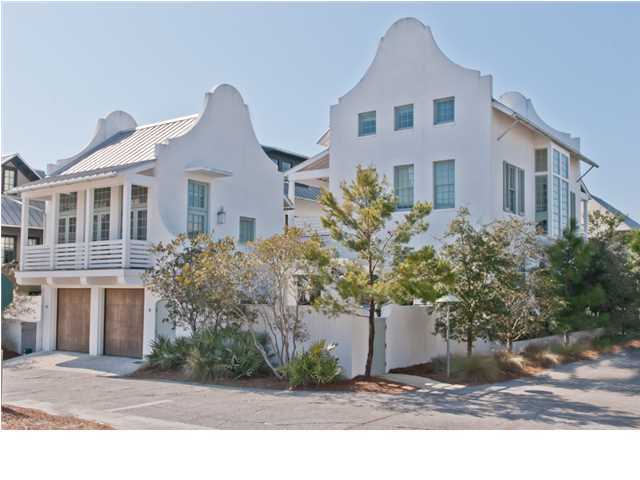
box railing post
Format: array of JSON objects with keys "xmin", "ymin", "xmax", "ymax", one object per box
[{"xmin": 121, "ymin": 181, "xmax": 131, "ymax": 269}]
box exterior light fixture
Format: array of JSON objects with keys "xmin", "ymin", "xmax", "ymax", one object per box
[
  {"xmin": 435, "ymin": 294, "xmax": 460, "ymax": 379},
  {"xmin": 216, "ymin": 207, "xmax": 226, "ymax": 225}
]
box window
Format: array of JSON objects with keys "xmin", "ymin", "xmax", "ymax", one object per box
[
  {"xmin": 535, "ymin": 149, "xmax": 548, "ymax": 173},
  {"xmin": 394, "ymin": 165, "xmax": 414, "ymax": 209},
  {"xmin": 434, "ymin": 97, "xmax": 455, "ymax": 125},
  {"xmin": 433, "ymin": 160, "xmax": 455, "ymax": 209},
  {"xmin": 58, "ymin": 192, "xmax": 77, "ymax": 244},
  {"xmin": 280, "ymin": 160, "xmax": 292, "ymax": 172},
  {"xmin": 550, "ymin": 148, "xmax": 570, "ymax": 237},
  {"xmin": 239, "ymin": 217, "xmax": 256, "ymax": 244},
  {"xmin": 503, "ymin": 162, "xmax": 525, "ymax": 215},
  {"xmin": 27, "ymin": 237, "xmax": 40, "ymax": 246},
  {"xmin": 187, "ymin": 180, "xmax": 209, "ymax": 236},
  {"xmin": 92, "ymin": 187, "xmax": 111, "ymax": 241},
  {"xmin": 130, "ymin": 185, "xmax": 148, "ymax": 241},
  {"xmin": 2, "ymin": 236, "xmax": 17, "ymax": 263},
  {"xmin": 535, "ymin": 176, "xmax": 548, "ymax": 234},
  {"xmin": 358, "ymin": 111, "xmax": 376, "ymax": 136},
  {"xmin": 394, "ymin": 104, "xmax": 414, "ymax": 130},
  {"xmin": 2, "ymin": 167, "xmax": 16, "ymax": 193}
]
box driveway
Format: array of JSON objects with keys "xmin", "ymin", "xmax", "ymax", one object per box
[{"xmin": 2, "ymin": 350, "xmax": 639, "ymax": 429}]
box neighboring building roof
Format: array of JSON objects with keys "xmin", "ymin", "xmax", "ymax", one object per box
[
  {"xmin": 1, "ymin": 195, "xmax": 44, "ymax": 228},
  {"xmin": 295, "ymin": 183, "xmax": 322, "ymax": 201},
  {"xmin": 590, "ymin": 195, "xmax": 640, "ymax": 230},
  {"xmin": 2, "ymin": 153, "xmax": 44, "ymax": 182}
]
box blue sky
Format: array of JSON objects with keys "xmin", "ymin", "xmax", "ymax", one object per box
[{"xmin": 2, "ymin": 2, "xmax": 638, "ymax": 220}]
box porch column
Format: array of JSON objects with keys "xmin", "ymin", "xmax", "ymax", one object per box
[
  {"xmin": 121, "ymin": 181, "xmax": 131, "ymax": 268},
  {"xmin": 45, "ymin": 194, "xmax": 58, "ymax": 269},
  {"xmin": 19, "ymin": 193, "xmax": 30, "ymax": 268},
  {"xmin": 88, "ymin": 287, "xmax": 105, "ymax": 355},
  {"xmin": 41, "ymin": 285, "xmax": 57, "ymax": 351},
  {"xmin": 84, "ymin": 188, "xmax": 93, "ymax": 267},
  {"xmin": 109, "ymin": 185, "xmax": 120, "ymax": 240}
]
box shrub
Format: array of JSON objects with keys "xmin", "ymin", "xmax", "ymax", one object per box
[
  {"xmin": 494, "ymin": 351, "xmax": 528, "ymax": 376},
  {"xmin": 550, "ymin": 341, "xmax": 591, "ymax": 361},
  {"xmin": 146, "ymin": 327, "xmax": 269, "ymax": 382},
  {"xmin": 432, "ymin": 354, "xmax": 501, "ymax": 384},
  {"xmin": 146, "ymin": 336, "xmax": 190, "ymax": 371},
  {"xmin": 185, "ymin": 327, "xmax": 269, "ymax": 381},
  {"xmin": 282, "ymin": 340, "xmax": 342, "ymax": 388},
  {"xmin": 522, "ymin": 343, "xmax": 562, "ymax": 368}
]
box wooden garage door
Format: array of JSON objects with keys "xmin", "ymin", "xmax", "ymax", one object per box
[
  {"xmin": 104, "ymin": 289, "xmax": 144, "ymax": 358},
  {"xmin": 57, "ymin": 289, "xmax": 90, "ymax": 353}
]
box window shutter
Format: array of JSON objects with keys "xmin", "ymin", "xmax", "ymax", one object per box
[
  {"xmin": 518, "ymin": 168, "xmax": 525, "ymax": 215},
  {"xmin": 503, "ymin": 162, "xmax": 508, "ymax": 211}
]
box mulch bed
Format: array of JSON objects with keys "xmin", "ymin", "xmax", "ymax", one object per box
[
  {"xmin": 2, "ymin": 405, "xmax": 112, "ymax": 430},
  {"xmin": 131, "ymin": 367, "xmax": 415, "ymax": 395}
]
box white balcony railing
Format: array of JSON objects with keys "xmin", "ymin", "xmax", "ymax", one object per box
[
  {"xmin": 22, "ymin": 239, "xmax": 152, "ymax": 272},
  {"xmin": 292, "ymin": 216, "xmax": 329, "ymax": 236}
]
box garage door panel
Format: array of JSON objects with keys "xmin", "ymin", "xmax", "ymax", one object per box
[
  {"xmin": 104, "ymin": 289, "xmax": 144, "ymax": 358},
  {"xmin": 57, "ymin": 289, "xmax": 90, "ymax": 353}
]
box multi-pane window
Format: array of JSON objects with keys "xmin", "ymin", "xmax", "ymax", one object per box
[
  {"xmin": 92, "ymin": 187, "xmax": 111, "ymax": 241},
  {"xmin": 434, "ymin": 97, "xmax": 455, "ymax": 125},
  {"xmin": 535, "ymin": 149, "xmax": 548, "ymax": 173},
  {"xmin": 394, "ymin": 165, "xmax": 414, "ymax": 209},
  {"xmin": 551, "ymin": 149, "xmax": 570, "ymax": 237},
  {"xmin": 2, "ymin": 236, "xmax": 17, "ymax": 263},
  {"xmin": 187, "ymin": 180, "xmax": 208, "ymax": 236},
  {"xmin": 239, "ymin": 217, "xmax": 256, "ymax": 244},
  {"xmin": 27, "ymin": 237, "xmax": 40, "ymax": 246},
  {"xmin": 535, "ymin": 149, "xmax": 549, "ymax": 234},
  {"xmin": 358, "ymin": 111, "xmax": 376, "ymax": 136},
  {"xmin": 2, "ymin": 167, "xmax": 16, "ymax": 193},
  {"xmin": 433, "ymin": 160, "xmax": 455, "ymax": 209},
  {"xmin": 503, "ymin": 162, "xmax": 525, "ymax": 216},
  {"xmin": 394, "ymin": 104, "xmax": 414, "ymax": 130},
  {"xmin": 130, "ymin": 185, "xmax": 148, "ymax": 241},
  {"xmin": 58, "ymin": 192, "xmax": 77, "ymax": 244}
]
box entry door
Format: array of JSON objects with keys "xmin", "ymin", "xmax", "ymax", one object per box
[
  {"xmin": 104, "ymin": 289, "xmax": 144, "ymax": 358},
  {"xmin": 57, "ymin": 288, "xmax": 90, "ymax": 352}
]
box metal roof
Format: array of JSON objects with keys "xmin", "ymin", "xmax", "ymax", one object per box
[
  {"xmin": 590, "ymin": 195, "xmax": 640, "ymax": 230},
  {"xmin": 492, "ymin": 100, "xmax": 598, "ymax": 168},
  {"xmin": 1, "ymin": 195, "xmax": 44, "ymax": 228},
  {"xmin": 54, "ymin": 115, "xmax": 198, "ymax": 176}
]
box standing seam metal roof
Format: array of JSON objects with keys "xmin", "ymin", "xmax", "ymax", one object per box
[
  {"xmin": 55, "ymin": 115, "xmax": 198, "ymax": 176},
  {"xmin": 1, "ymin": 195, "xmax": 45, "ymax": 228}
]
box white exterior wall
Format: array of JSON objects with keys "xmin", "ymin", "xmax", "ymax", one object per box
[
  {"xmin": 329, "ymin": 18, "xmax": 495, "ymax": 246},
  {"xmin": 153, "ymin": 84, "xmax": 283, "ymax": 243}
]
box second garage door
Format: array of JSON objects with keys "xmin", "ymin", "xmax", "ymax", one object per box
[{"xmin": 104, "ymin": 289, "xmax": 144, "ymax": 358}]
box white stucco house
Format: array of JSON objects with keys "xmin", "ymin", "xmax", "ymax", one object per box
[
  {"xmin": 12, "ymin": 84, "xmax": 285, "ymax": 359},
  {"xmin": 287, "ymin": 18, "xmax": 598, "ymax": 246}
]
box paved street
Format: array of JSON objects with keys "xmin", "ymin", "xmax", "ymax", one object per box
[{"xmin": 2, "ymin": 350, "xmax": 639, "ymax": 429}]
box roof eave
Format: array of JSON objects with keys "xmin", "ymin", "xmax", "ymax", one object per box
[{"xmin": 492, "ymin": 100, "xmax": 599, "ymax": 168}]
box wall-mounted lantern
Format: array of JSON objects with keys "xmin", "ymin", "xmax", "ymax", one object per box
[{"xmin": 217, "ymin": 206, "xmax": 226, "ymax": 225}]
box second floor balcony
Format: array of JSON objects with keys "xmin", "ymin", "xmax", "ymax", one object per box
[{"xmin": 18, "ymin": 178, "xmax": 153, "ymax": 273}]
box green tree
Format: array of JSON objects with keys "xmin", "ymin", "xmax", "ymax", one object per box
[
  {"xmin": 545, "ymin": 220, "xmax": 606, "ymax": 339},
  {"xmin": 317, "ymin": 165, "xmax": 432, "ymax": 377},
  {"xmin": 489, "ymin": 218, "xmax": 563, "ymax": 351},
  {"xmin": 440, "ymin": 209, "xmax": 511, "ymax": 356},
  {"xmin": 144, "ymin": 233, "xmax": 245, "ymax": 335},
  {"xmin": 241, "ymin": 228, "xmax": 330, "ymax": 378},
  {"xmin": 588, "ymin": 211, "xmax": 640, "ymax": 335}
]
